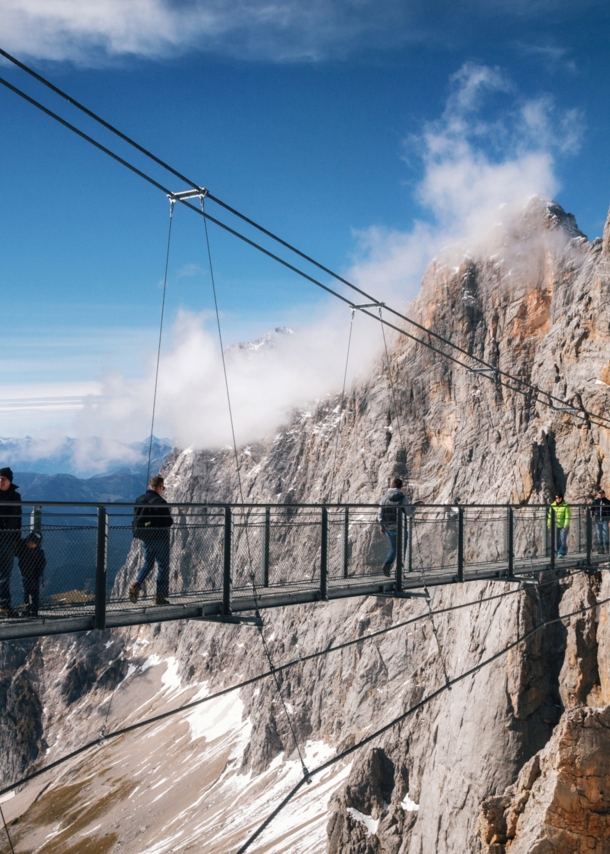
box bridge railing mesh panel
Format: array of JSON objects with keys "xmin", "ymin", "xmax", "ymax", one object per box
[
  {"xmin": 513, "ymin": 507, "xmax": 548, "ymax": 562},
  {"xmin": 463, "ymin": 507, "xmax": 508, "ymax": 572},
  {"xmin": 409, "ymin": 509, "xmax": 458, "ymax": 576},
  {"xmin": 108, "ymin": 508, "xmax": 227, "ymax": 606}
]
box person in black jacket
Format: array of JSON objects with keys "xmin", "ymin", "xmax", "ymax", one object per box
[
  {"xmin": 16, "ymin": 532, "xmax": 46, "ymax": 617},
  {"xmin": 130, "ymin": 475, "xmax": 173, "ymax": 606},
  {"xmin": 590, "ymin": 488, "xmax": 610, "ymax": 554},
  {"xmin": 0, "ymin": 467, "xmax": 22, "ymax": 616}
]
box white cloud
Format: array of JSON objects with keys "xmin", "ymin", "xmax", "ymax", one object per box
[
  {"xmin": 0, "ymin": 0, "xmax": 414, "ymax": 64},
  {"xmin": 76, "ymin": 308, "xmax": 384, "ymax": 448},
  {"xmin": 350, "ymin": 61, "xmax": 583, "ymax": 300}
]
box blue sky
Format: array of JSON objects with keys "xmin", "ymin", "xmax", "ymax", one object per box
[{"xmin": 1, "ymin": 0, "xmax": 610, "ymax": 457}]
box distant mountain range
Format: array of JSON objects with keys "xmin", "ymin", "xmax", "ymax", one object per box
[
  {"xmin": 0, "ymin": 435, "xmax": 172, "ymax": 476},
  {"xmin": 0, "ymin": 436, "xmax": 173, "ymax": 503}
]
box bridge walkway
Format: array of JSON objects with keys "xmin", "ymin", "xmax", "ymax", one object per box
[{"xmin": 0, "ymin": 502, "xmax": 606, "ymax": 641}]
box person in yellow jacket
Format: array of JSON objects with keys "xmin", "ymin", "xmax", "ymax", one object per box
[{"xmin": 547, "ymin": 493, "xmax": 571, "ymax": 558}]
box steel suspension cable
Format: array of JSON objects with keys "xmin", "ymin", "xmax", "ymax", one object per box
[
  {"xmin": 1, "ymin": 70, "xmax": 609, "ymax": 433},
  {"xmin": 379, "ymin": 307, "xmax": 407, "ymax": 474},
  {"xmin": 327, "ymin": 308, "xmax": 355, "ymax": 502},
  {"xmin": 146, "ymin": 199, "xmax": 175, "ymax": 486},
  {"xmin": 235, "ymin": 588, "xmax": 610, "ymax": 854},
  {"xmin": 201, "ymin": 199, "xmax": 311, "ymax": 782},
  {"xmin": 0, "ymin": 574, "xmax": 569, "ymax": 802},
  {"xmin": 0, "ymin": 803, "xmax": 15, "ymax": 854},
  {"xmin": 378, "ymin": 312, "xmax": 451, "ymax": 687}
]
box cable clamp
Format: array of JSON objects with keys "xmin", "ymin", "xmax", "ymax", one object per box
[
  {"xmin": 167, "ymin": 187, "xmax": 208, "ymax": 202},
  {"xmin": 351, "ymin": 302, "xmax": 384, "ymax": 311},
  {"xmin": 98, "ymin": 727, "xmax": 107, "ymax": 744},
  {"xmin": 302, "ymin": 765, "xmax": 312, "ymax": 784}
]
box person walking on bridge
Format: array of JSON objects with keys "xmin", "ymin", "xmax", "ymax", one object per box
[
  {"xmin": 590, "ymin": 487, "xmax": 610, "ymax": 554},
  {"xmin": 0, "ymin": 467, "xmax": 22, "ymax": 616},
  {"xmin": 378, "ymin": 477, "xmax": 414, "ymax": 577},
  {"xmin": 130, "ymin": 475, "xmax": 173, "ymax": 606},
  {"xmin": 547, "ymin": 493, "xmax": 571, "ymax": 559}
]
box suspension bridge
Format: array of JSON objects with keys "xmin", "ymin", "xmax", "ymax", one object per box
[{"xmin": 0, "ymin": 500, "xmax": 605, "ymax": 641}]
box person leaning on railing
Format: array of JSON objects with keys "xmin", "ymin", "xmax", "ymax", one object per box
[
  {"xmin": 589, "ymin": 487, "xmax": 610, "ymax": 554},
  {"xmin": 129, "ymin": 475, "xmax": 173, "ymax": 606},
  {"xmin": 547, "ymin": 492, "xmax": 571, "ymax": 559},
  {"xmin": 0, "ymin": 467, "xmax": 22, "ymax": 617}
]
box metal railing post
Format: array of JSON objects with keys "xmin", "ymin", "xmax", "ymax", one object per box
[
  {"xmin": 262, "ymin": 506, "xmax": 270, "ymax": 587},
  {"xmin": 586, "ymin": 507, "xmax": 592, "ymax": 567},
  {"xmin": 320, "ymin": 507, "xmax": 328, "ymax": 600},
  {"xmin": 507, "ymin": 507, "xmax": 514, "ymax": 578},
  {"xmin": 223, "ymin": 507, "xmax": 232, "ymax": 615},
  {"xmin": 408, "ymin": 515, "xmax": 413, "ymax": 573},
  {"xmin": 550, "ymin": 508, "xmax": 556, "ymax": 571},
  {"xmin": 457, "ymin": 506, "xmax": 464, "ymax": 582},
  {"xmin": 31, "ymin": 504, "xmax": 42, "ymax": 535},
  {"xmin": 396, "ymin": 509, "xmax": 403, "ymax": 592},
  {"xmin": 95, "ymin": 507, "xmax": 108, "ymax": 630},
  {"xmin": 343, "ymin": 507, "xmax": 349, "ymax": 579}
]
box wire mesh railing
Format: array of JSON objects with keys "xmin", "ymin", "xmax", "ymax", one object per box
[{"xmin": 0, "ymin": 502, "xmax": 603, "ymax": 627}]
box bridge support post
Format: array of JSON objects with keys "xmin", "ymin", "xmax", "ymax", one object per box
[
  {"xmin": 396, "ymin": 510, "xmax": 403, "ymax": 592},
  {"xmin": 31, "ymin": 504, "xmax": 42, "ymax": 535},
  {"xmin": 343, "ymin": 507, "xmax": 349, "ymax": 580},
  {"xmin": 95, "ymin": 507, "xmax": 108, "ymax": 630},
  {"xmin": 408, "ymin": 515, "xmax": 413, "ymax": 574},
  {"xmin": 320, "ymin": 507, "xmax": 328, "ymax": 600},
  {"xmin": 586, "ymin": 508, "xmax": 592, "ymax": 567},
  {"xmin": 263, "ymin": 507, "xmax": 270, "ymax": 587},
  {"xmin": 550, "ymin": 508, "xmax": 556, "ymax": 572},
  {"xmin": 457, "ymin": 506, "xmax": 464, "ymax": 583},
  {"xmin": 223, "ymin": 507, "xmax": 232, "ymax": 615},
  {"xmin": 507, "ymin": 507, "xmax": 514, "ymax": 578}
]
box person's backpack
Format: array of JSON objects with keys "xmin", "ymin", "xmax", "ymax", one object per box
[
  {"xmin": 381, "ymin": 493, "xmax": 404, "ymax": 528},
  {"xmin": 132, "ymin": 497, "xmax": 154, "ymax": 539}
]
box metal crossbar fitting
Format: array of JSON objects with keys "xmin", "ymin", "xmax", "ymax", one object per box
[
  {"xmin": 468, "ymin": 368, "xmax": 497, "ymax": 376},
  {"xmin": 169, "ymin": 187, "xmax": 208, "ymax": 201},
  {"xmin": 352, "ymin": 302, "xmax": 384, "ymax": 310}
]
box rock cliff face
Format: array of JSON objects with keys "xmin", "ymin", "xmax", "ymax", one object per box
[{"xmin": 1, "ymin": 198, "xmax": 610, "ymax": 854}]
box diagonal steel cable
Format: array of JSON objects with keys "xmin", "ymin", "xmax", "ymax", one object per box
[
  {"xmin": 327, "ymin": 308, "xmax": 355, "ymax": 502},
  {"xmin": 146, "ymin": 198, "xmax": 175, "ymax": 486}
]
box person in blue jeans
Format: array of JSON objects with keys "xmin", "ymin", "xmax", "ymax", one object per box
[
  {"xmin": 378, "ymin": 478, "xmax": 414, "ymax": 577},
  {"xmin": 547, "ymin": 493, "xmax": 571, "ymax": 558},
  {"xmin": 589, "ymin": 488, "xmax": 610, "ymax": 554},
  {"xmin": 130, "ymin": 476, "xmax": 173, "ymax": 605}
]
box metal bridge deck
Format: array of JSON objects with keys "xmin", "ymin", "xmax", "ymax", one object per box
[{"xmin": 1, "ymin": 548, "xmax": 606, "ymax": 642}]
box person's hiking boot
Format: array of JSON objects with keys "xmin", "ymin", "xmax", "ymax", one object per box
[
  {"xmin": 154, "ymin": 595, "xmax": 170, "ymax": 606},
  {"xmin": 382, "ymin": 564, "xmax": 392, "ymax": 578},
  {"xmin": 0, "ymin": 606, "xmax": 17, "ymax": 618},
  {"xmin": 129, "ymin": 582, "xmax": 142, "ymax": 604}
]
